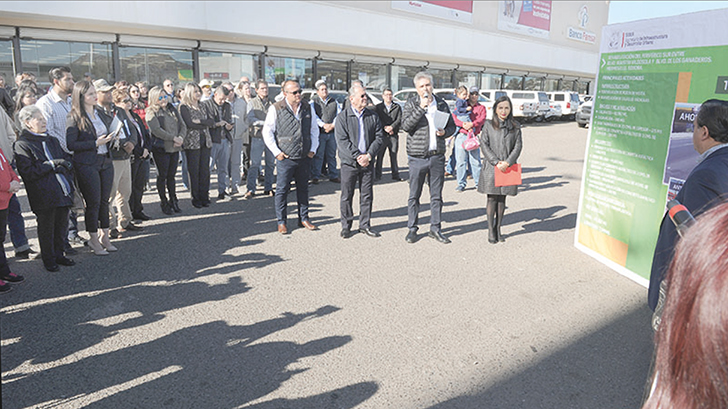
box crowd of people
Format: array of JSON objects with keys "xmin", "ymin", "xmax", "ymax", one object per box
[{"xmin": 0, "ymin": 68, "xmax": 524, "ymax": 294}]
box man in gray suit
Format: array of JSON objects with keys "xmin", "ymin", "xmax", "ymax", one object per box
[{"xmin": 335, "ymin": 84, "xmax": 384, "ymax": 239}]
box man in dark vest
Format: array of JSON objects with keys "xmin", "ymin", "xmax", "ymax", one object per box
[
  {"xmin": 309, "ymin": 80, "xmax": 340, "ymax": 184},
  {"xmin": 263, "ymin": 79, "xmax": 321, "ymax": 234}
]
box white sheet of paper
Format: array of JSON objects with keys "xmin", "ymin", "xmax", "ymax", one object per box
[{"xmin": 433, "ymin": 110, "xmax": 450, "ymax": 131}]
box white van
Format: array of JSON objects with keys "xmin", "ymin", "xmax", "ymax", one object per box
[
  {"xmin": 480, "ymin": 90, "xmax": 549, "ymax": 120},
  {"xmin": 546, "ymin": 92, "xmax": 581, "ymax": 120}
]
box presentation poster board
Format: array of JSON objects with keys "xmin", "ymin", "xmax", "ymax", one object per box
[{"xmin": 575, "ymin": 9, "xmax": 728, "ymax": 285}]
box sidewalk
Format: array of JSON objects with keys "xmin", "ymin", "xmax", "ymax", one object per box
[{"xmin": 0, "ymin": 122, "xmax": 653, "ymax": 409}]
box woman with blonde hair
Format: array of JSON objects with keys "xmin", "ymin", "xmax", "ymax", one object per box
[
  {"xmin": 179, "ymin": 82, "xmax": 214, "ymax": 208},
  {"xmin": 146, "ymin": 86, "xmax": 185, "ymax": 215}
]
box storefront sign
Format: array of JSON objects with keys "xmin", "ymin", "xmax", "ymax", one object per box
[
  {"xmin": 391, "ymin": 1, "xmax": 473, "ymax": 24},
  {"xmin": 498, "ymin": 0, "xmax": 552, "ymax": 39}
]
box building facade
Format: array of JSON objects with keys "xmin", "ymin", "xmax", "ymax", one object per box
[{"xmin": 0, "ymin": 1, "xmax": 608, "ymax": 93}]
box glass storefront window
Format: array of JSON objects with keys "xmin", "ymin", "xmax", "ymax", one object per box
[
  {"xmin": 265, "ymin": 56, "xmax": 313, "ymax": 89},
  {"xmin": 352, "ymin": 62, "xmax": 387, "ymax": 91},
  {"xmin": 559, "ymin": 80, "xmax": 577, "ymax": 91},
  {"xmin": 481, "ymin": 73, "xmax": 502, "ymax": 90},
  {"xmin": 426, "ymin": 68, "xmax": 453, "ymax": 89},
  {"xmin": 524, "ymin": 76, "xmax": 543, "ymax": 91},
  {"xmin": 503, "ymin": 75, "xmax": 523, "ymax": 90},
  {"xmin": 20, "ymin": 39, "xmax": 113, "ymax": 89},
  {"xmin": 391, "ymin": 64, "xmax": 422, "ymax": 92},
  {"xmin": 119, "ymin": 47, "xmax": 193, "ymax": 88},
  {"xmin": 199, "ymin": 51, "xmax": 258, "ymax": 85},
  {"xmin": 543, "ymin": 78, "xmax": 559, "ymax": 92},
  {"xmin": 316, "ymin": 59, "xmax": 348, "ymax": 91},
  {"xmin": 454, "ymin": 70, "xmax": 479, "ymax": 89},
  {"xmin": 575, "ymin": 81, "xmax": 590, "ymax": 95},
  {"xmin": 0, "ymin": 40, "xmax": 15, "ymax": 86}
]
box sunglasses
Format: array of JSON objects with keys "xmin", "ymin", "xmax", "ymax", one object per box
[
  {"xmin": 287, "ymin": 89, "xmax": 302, "ymax": 95},
  {"xmin": 470, "ymin": 91, "xmax": 479, "ymax": 95},
  {"xmin": 121, "ymin": 99, "xmax": 132, "ymax": 103},
  {"xmin": 158, "ymin": 95, "xmax": 169, "ymax": 101}
]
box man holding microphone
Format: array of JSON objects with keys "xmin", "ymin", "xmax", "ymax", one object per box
[{"xmin": 401, "ymin": 72, "xmax": 456, "ymax": 244}]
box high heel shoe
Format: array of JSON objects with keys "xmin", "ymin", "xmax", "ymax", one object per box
[
  {"xmin": 161, "ymin": 201, "xmax": 174, "ymax": 215},
  {"xmin": 100, "ymin": 229, "xmax": 118, "ymax": 252},
  {"xmin": 88, "ymin": 232, "xmax": 109, "ymax": 256},
  {"xmin": 171, "ymin": 199, "xmax": 181, "ymax": 213}
]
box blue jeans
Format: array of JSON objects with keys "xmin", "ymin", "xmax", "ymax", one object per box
[
  {"xmin": 229, "ymin": 139, "xmax": 244, "ymax": 190},
  {"xmin": 180, "ymin": 150, "xmax": 189, "ymax": 189},
  {"xmin": 455, "ymin": 133, "xmax": 482, "ymax": 189},
  {"xmin": 7, "ymin": 194, "xmax": 30, "ymax": 252},
  {"xmin": 311, "ymin": 132, "xmax": 339, "ymax": 180},
  {"xmin": 275, "ymin": 156, "xmax": 311, "ymax": 224},
  {"xmin": 247, "ymin": 138, "xmax": 275, "ymax": 193},
  {"xmin": 210, "ymin": 140, "xmax": 231, "ymax": 194}
]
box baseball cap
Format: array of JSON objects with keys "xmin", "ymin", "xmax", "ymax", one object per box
[{"xmin": 93, "ymin": 79, "xmax": 114, "ymax": 92}]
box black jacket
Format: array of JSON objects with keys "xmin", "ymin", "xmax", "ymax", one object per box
[
  {"xmin": 375, "ymin": 102, "xmax": 402, "ymax": 135},
  {"xmin": 129, "ymin": 110, "xmax": 151, "ymax": 159},
  {"xmin": 402, "ymin": 95, "xmax": 455, "ymax": 158},
  {"xmin": 14, "ymin": 130, "xmax": 74, "ymax": 212},
  {"xmin": 201, "ymin": 99, "xmax": 232, "ymax": 143},
  {"xmin": 335, "ymin": 107, "xmax": 384, "ymax": 168},
  {"xmin": 109, "ymin": 108, "xmax": 139, "ymax": 161},
  {"xmin": 66, "ymin": 108, "xmax": 112, "ymax": 165}
]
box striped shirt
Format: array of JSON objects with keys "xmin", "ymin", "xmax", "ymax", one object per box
[{"xmin": 36, "ymin": 89, "xmax": 72, "ymax": 153}]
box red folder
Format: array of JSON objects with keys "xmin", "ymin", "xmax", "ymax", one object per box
[{"xmin": 494, "ymin": 164, "xmax": 522, "ymax": 187}]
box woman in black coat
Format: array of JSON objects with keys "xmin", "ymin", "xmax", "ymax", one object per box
[
  {"xmin": 478, "ymin": 96, "xmax": 523, "ymax": 244},
  {"xmin": 66, "ymin": 80, "xmax": 116, "ymax": 255},
  {"xmin": 13, "ymin": 105, "xmax": 76, "ymax": 271}
]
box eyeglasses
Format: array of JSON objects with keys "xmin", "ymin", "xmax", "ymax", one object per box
[{"xmin": 287, "ymin": 89, "xmax": 302, "ymax": 95}]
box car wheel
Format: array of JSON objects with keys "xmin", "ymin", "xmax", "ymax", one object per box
[{"xmin": 578, "ymin": 122, "xmax": 587, "ymax": 128}]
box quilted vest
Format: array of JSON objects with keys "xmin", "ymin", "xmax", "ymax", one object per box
[
  {"xmin": 311, "ymin": 95, "xmax": 338, "ymax": 132},
  {"xmin": 274, "ymin": 100, "xmax": 311, "ymax": 160}
]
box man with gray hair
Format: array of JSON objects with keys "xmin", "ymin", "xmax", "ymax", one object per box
[
  {"xmin": 335, "ymin": 84, "xmax": 384, "ymax": 238},
  {"xmin": 401, "ymin": 71, "xmax": 455, "ymax": 244},
  {"xmin": 202, "ymin": 86, "xmax": 234, "ymax": 200},
  {"xmin": 310, "ymin": 79, "xmax": 340, "ymax": 184}
]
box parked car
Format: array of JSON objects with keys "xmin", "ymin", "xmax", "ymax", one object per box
[
  {"xmin": 547, "ymin": 91, "xmax": 580, "ymax": 120},
  {"xmin": 480, "ymin": 89, "xmax": 549, "ymax": 120},
  {"xmin": 576, "ymin": 99, "xmax": 593, "ymax": 128}
]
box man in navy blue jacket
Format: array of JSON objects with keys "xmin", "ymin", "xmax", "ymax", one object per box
[{"xmin": 649, "ymin": 99, "xmax": 728, "ymax": 310}]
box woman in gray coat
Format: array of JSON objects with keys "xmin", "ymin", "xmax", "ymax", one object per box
[{"xmin": 478, "ymin": 96, "xmax": 522, "ymax": 243}]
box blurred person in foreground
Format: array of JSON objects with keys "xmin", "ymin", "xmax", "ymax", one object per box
[
  {"xmin": 14, "ymin": 105, "xmax": 75, "ymax": 272},
  {"xmin": 649, "ymin": 99, "xmax": 728, "ymax": 311},
  {"xmin": 0, "ymin": 142, "xmax": 24, "ymax": 292},
  {"xmin": 642, "ymin": 201, "xmax": 728, "ymax": 409}
]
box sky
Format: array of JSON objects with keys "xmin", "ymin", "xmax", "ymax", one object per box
[{"xmin": 608, "ymin": 1, "xmax": 728, "ymax": 24}]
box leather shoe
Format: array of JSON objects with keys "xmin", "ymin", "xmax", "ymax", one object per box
[
  {"xmin": 124, "ymin": 223, "xmax": 143, "ymax": 231},
  {"xmin": 340, "ymin": 228, "xmax": 352, "ymax": 239},
  {"xmin": 132, "ymin": 212, "xmax": 151, "ymax": 221},
  {"xmin": 56, "ymin": 257, "xmax": 75, "ymax": 266},
  {"xmin": 45, "ymin": 263, "xmax": 60, "ymax": 272},
  {"xmin": 359, "ymin": 228, "xmax": 381, "ymax": 238},
  {"xmin": 298, "ymin": 220, "xmax": 317, "ymax": 230},
  {"xmin": 277, "ymin": 224, "xmax": 288, "ymax": 235},
  {"xmin": 329, "ymin": 177, "xmax": 341, "ymax": 183},
  {"xmin": 405, "ymin": 230, "xmax": 417, "ymax": 244},
  {"xmin": 428, "ymin": 230, "xmax": 451, "ymax": 244}
]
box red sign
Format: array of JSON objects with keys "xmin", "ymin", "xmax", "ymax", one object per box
[{"xmin": 422, "ymin": 0, "xmax": 473, "ymax": 13}]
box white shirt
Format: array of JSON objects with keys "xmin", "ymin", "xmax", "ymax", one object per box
[
  {"xmin": 424, "ymin": 98, "xmax": 438, "ymax": 151},
  {"xmin": 262, "ymin": 99, "xmax": 320, "ymax": 158}
]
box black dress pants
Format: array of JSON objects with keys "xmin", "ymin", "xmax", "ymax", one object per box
[
  {"xmin": 407, "ymin": 154, "xmax": 445, "ymax": 232},
  {"xmin": 130, "ymin": 157, "xmax": 149, "ymax": 217},
  {"xmin": 340, "ymin": 163, "xmax": 374, "ymax": 230},
  {"xmin": 375, "ymin": 134, "xmax": 399, "ymax": 179},
  {"xmin": 75, "ymin": 155, "xmax": 114, "ymax": 232},
  {"xmin": 35, "ymin": 207, "xmax": 70, "ymax": 268},
  {"xmin": 153, "ymin": 151, "xmax": 179, "ymax": 203},
  {"xmin": 185, "ymin": 146, "xmax": 211, "ymax": 206}
]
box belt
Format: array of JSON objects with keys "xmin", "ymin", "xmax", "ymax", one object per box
[{"xmin": 424, "ymin": 150, "xmax": 439, "ymax": 157}]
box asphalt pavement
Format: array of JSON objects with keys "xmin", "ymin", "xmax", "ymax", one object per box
[{"xmin": 1, "ymin": 121, "xmax": 654, "ymax": 409}]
